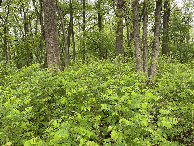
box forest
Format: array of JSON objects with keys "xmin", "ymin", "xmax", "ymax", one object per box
[{"xmin": 0, "ymin": 0, "xmax": 193, "ymax": 145}]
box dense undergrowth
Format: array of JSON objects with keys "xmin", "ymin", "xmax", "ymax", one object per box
[{"xmin": 0, "ymin": 58, "xmax": 193, "ymax": 145}]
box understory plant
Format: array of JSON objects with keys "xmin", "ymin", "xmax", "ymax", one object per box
[{"xmin": 0, "ymin": 58, "xmax": 193, "ymax": 145}]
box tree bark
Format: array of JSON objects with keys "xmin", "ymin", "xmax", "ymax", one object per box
[
  {"xmin": 67, "ymin": 23, "xmax": 71, "ymax": 52},
  {"xmin": 97, "ymin": 2, "xmax": 102, "ymax": 32},
  {"xmin": 39, "ymin": 0, "xmax": 44, "ymax": 63},
  {"xmin": 70, "ymin": 0, "xmax": 76, "ymax": 61},
  {"xmin": 29, "ymin": 15, "xmax": 36, "ymax": 62},
  {"xmin": 126, "ymin": 22, "xmax": 130, "ymax": 49},
  {"xmin": 115, "ymin": 0, "xmax": 124, "ymax": 58},
  {"xmin": 56, "ymin": 0, "xmax": 69, "ymax": 68},
  {"xmin": 82, "ymin": 0, "xmax": 86, "ymax": 61},
  {"xmin": 43, "ymin": 0, "xmax": 62, "ymax": 71},
  {"xmin": 32, "ymin": 0, "xmax": 44, "ymax": 63},
  {"xmin": 149, "ymin": 0, "xmax": 162, "ymax": 82},
  {"xmin": 162, "ymin": 0, "xmax": 170, "ymax": 55},
  {"xmin": 97, "ymin": 0, "xmax": 103, "ymax": 59},
  {"xmin": 3, "ymin": 4, "xmax": 10, "ymax": 62},
  {"xmin": 133, "ymin": 0, "xmax": 143, "ymax": 72},
  {"xmin": 126, "ymin": 17, "xmax": 134, "ymax": 58},
  {"xmin": 3, "ymin": 25, "xmax": 8, "ymax": 61},
  {"xmin": 7, "ymin": 35, "xmax": 11, "ymax": 61},
  {"xmin": 23, "ymin": 8, "xmax": 33, "ymax": 66},
  {"xmin": 142, "ymin": 0, "xmax": 148, "ymax": 76}
]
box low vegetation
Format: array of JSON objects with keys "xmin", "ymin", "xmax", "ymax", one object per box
[{"xmin": 0, "ymin": 58, "xmax": 193, "ymax": 145}]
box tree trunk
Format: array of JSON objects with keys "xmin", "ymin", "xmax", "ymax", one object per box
[
  {"xmin": 142, "ymin": 0, "xmax": 148, "ymax": 76},
  {"xmin": 3, "ymin": 4, "xmax": 10, "ymax": 62},
  {"xmin": 162, "ymin": 0, "xmax": 170, "ymax": 55},
  {"xmin": 70, "ymin": 0, "xmax": 76, "ymax": 61},
  {"xmin": 32, "ymin": 0, "xmax": 44, "ymax": 63},
  {"xmin": 97, "ymin": 0, "xmax": 103, "ymax": 59},
  {"xmin": 7, "ymin": 36, "xmax": 11, "ymax": 61},
  {"xmin": 39, "ymin": 0, "xmax": 44, "ymax": 63},
  {"xmin": 3, "ymin": 25, "xmax": 8, "ymax": 61},
  {"xmin": 29, "ymin": 15, "xmax": 36, "ymax": 62},
  {"xmin": 43, "ymin": 0, "xmax": 62, "ymax": 71},
  {"xmin": 126, "ymin": 22, "xmax": 130, "ymax": 49},
  {"xmin": 98, "ymin": 3, "xmax": 102, "ymax": 32},
  {"xmin": 133, "ymin": 0, "xmax": 143, "ymax": 72},
  {"xmin": 56, "ymin": 0, "xmax": 69, "ymax": 68},
  {"xmin": 82, "ymin": 0, "xmax": 86, "ymax": 61},
  {"xmin": 67, "ymin": 25, "xmax": 71, "ymax": 53},
  {"xmin": 126, "ymin": 18, "xmax": 133, "ymax": 58},
  {"xmin": 24, "ymin": 8, "xmax": 33, "ymax": 66},
  {"xmin": 115, "ymin": 0, "xmax": 124, "ymax": 58},
  {"xmin": 149, "ymin": 0, "xmax": 162, "ymax": 82}
]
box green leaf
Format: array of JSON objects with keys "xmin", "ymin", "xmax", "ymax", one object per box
[{"xmin": 24, "ymin": 141, "xmax": 31, "ymax": 146}]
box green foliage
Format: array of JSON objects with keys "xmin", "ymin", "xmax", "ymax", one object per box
[
  {"xmin": 76, "ymin": 30, "xmax": 116, "ymax": 60},
  {"xmin": 0, "ymin": 59, "xmax": 193, "ymax": 145},
  {"xmin": 168, "ymin": 5, "xmax": 194, "ymax": 63}
]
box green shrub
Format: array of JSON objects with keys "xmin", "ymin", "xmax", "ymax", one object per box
[{"xmin": 0, "ymin": 59, "xmax": 193, "ymax": 145}]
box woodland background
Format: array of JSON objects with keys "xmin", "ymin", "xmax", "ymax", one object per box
[{"xmin": 0, "ymin": 0, "xmax": 193, "ymax": 145}]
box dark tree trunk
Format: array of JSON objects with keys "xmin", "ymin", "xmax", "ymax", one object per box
[
  {"xmin": 7, "ymin": 36, "xmax": 11, "ymax": 61},
  {"xmin": 66, "ymin": 1, "xmax": 71, "ymax": 54},
  {"xmin": 56, "ymin": 0, "xmax": 69, "ymax": 68},
  {"xmin": 43, "ymin": 0, "xmax": 62, "ymax": 71},
  {"xmin": 98, "ymin": 5, "xmax": 102, "ymax": 32},
  {"xmin": 162, "ymin": 0, "xmax": 170, "ymax": 55},
  {"xmin": 97, "ymin": 0, "xmax": 103, "ymax": 59},
  {"xmin": 3, "ymin": 25, "xmax": 8, "ymax": 61},
  {"xmin": 126, "ymin": 22, "xmax": 130, "ymax": 48},
  {"xmin": 29, "ymin": 15, "xmax": 36, "ymax": 62},
  {"xmin": 82, "ymin": 0, "xmax": 86, "ymax": 61},
  {"xmin": 67, "ymin": 25, "xmax": 71, "ymax": 53},
  {"xmin": 115, "ymin": 0, "xmax": 125, "ymax": 58},
  {"xmin": 32, "ymin": 0, "xmax": 44, "ymax": 63},
  {"xmin": 23, "ymin": 8, "xmax": 33, "ymax": 66},
  {"xmin": 39, "ymin": 0, "xmax": 44, "ymax": 63},
  {"xmin": 149, "ymin": 0, "xmax": 162, "ymax": 82},
  {"xmin": 34, "ymin": 16, "xmax": 39, "ymax": 61},
  {"xmin": 70, "ymin": 0, "xmax": 76, "ymax": 61},
  {"xmin": 3, "ymin": 4, "xmax": 10, "ymax": 62},
  {"xmin": 133, "ymin": 0, "xmax": 143, "ymax": 72},
  {"xmin": 142, "ymin": 0, "xmax": 148, "ymax": 76},
  {"xmin": 126, "ymin": 17, "xmax": 133, "ymax": 58}
]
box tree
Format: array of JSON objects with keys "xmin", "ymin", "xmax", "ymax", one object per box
[
  {"xmin": 32, "ymin": 0, "xmax": 45, "ymax": 63},
  {"xmin": 69, "ymin": 0, "xmax": 76, "ymax": 61},
  {"xmin": 43, "ymin": 0, "xmax": 61, "ymax": 70},
  {"xmin": 142, "ymin": 0, "xmax": 148, "ymax": 76},
  {"xmin": 39, "ymin": 0, "xmax": 45, "ymax": 63},
  {"xmin": 82, "ymin": 0, "xmax": 86, "ymax": 61},
  {"xmin": 124, "ymin": 1, "xmax": 134, "ymax": 58},
  {"xmin": 2, "ymin": 3, "xmax": 10, "ymax": 62},
  {"xmin": 162, "ymin": 0, "xmax": 170, "ymax": 55},
  {"xmin": 149, "ymin": 0, "xmax": 162, "ymax": 82},
  {"xmin": 56, "ymin": 0, "xmax": 69, "ymax": 68},
  {"xmin": 23, "ymin": 7, "xmax": 33, "ymax": 66},
  {"xmin": 97, "ymin": 0, "xmax": 103, "ymax": 59},
  {"xmin": 115, "ymin": 0, "xmax": 125, "ymax": 57},
  {"xmin": 0, "ymin": 0, "xmax": 193, "ymax": 69},
  {"xmin": 133, "ymin": 0, "xmax": 143, "ymax": 72}
]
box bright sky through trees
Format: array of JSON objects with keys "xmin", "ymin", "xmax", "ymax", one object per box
[{"xmin": 89, "ymin": 0, "xmax": 184, "ymax": 6}]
